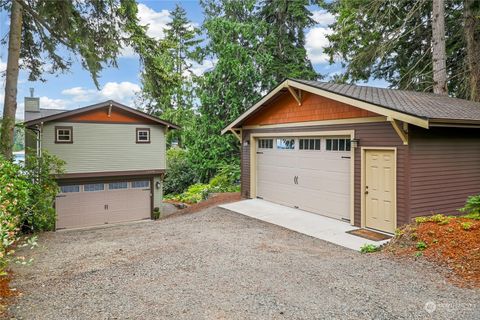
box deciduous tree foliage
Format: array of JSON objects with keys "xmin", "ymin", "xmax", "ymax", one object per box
[
  {"xmin": 320, "ymin": 0, "xmax": 479, "ymax": 101},
  {"xmin": 0, "ymin": 0, "xmax": 152, "ymax": 158}
]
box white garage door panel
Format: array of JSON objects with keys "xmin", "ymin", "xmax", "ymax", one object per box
[
  {"xmin": 56, "ymin": 182, "xmax": 151, "ymax": 229},
  {"xmin": 256, "ymin": 136, "xmax": 351, "ymax": 220}
]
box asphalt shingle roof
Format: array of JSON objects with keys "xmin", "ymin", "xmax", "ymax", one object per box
[{"xmin": 293, "ymin": 79, "xmax": 480, "ymax": 122}]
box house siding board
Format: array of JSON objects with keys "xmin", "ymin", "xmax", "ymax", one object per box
[
  {"xmin": 409, "ymin": 127, "xmax": 480, "ymax": 218},
  {"xmin": 42, "ymin": 122, "xmax": 166, "ymax": 173},
  {"xmin": 241, "ymin": 121, "xmax": 408, "ymax": 227}
]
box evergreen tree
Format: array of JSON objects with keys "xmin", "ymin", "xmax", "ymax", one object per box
[
  {"xmin": 189, "ymin": 0, "xmax": 268, "ymax": 181},
  {"xmin": 259, "ymin": 0, "xmax": 318, "ymax": 88},
  {"xmin": 320, "ymin": 0, "xmax": 477, "ymax": 100},
  {"xmin": 140, "ymin": 4, "xmax": 200, "ymax": 147}
]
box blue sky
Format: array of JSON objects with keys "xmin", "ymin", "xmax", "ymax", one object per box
[{"xmin": 0, "ymin": 0, "xmax": 386, "ymax": 120}]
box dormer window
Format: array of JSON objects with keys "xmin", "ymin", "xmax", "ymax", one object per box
[
  {"xmin": 136, "ymin": 128, "xmax": 150, "ymax": 143},
  {"xmin": 55, "ymin": 126, "xmax": 73, "ymax": 143}
]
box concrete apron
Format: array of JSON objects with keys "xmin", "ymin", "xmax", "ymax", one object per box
[{"xmin": 220, "ymin": 199, "xmax": 390, "ymax": 251}]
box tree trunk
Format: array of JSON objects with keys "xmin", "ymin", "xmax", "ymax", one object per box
[
  {"xmin": 464, "ymin": 0, "xmax": 480, "ymax": 102},
  {"xmin": 1, "ymin": 0, "xmax": 23, "ymax": 159},
  {"xmin": 432, "ymin": 0, "xmax": 448, "ymax": 95}
]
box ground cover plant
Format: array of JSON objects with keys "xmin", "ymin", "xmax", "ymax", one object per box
[{"xmin": 384, "ymin": 197, "xmax": 480, "ymax": 288}]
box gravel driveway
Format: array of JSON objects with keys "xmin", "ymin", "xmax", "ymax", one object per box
[{"xmin": 9, "ymin": 207, "xmax": 480, "ymax": 320}]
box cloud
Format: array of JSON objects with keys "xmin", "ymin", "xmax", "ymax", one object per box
[
  {"xmin": 62, "ymin": 81, "xmax": 141, "ymax": 106},
  {"xmin": 311, "ymin": 10, "xmax": 335, "ymax": 26},
  {"xmin": 305, "ymin": 10, "xmax": 336, "ymax": 65},
  {"xmin": 39, "ymin": 96, "xmax": 69, "ymax": 109},
  {"xmin": 306, "ymin": 26, "xmax": 332, "ymax": 64},
  {"xmin": 137, "ymin": 4, "xmax": 171, "ymax": 40}
]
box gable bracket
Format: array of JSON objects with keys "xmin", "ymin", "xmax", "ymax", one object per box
[
  {"xmin": 388, "ymin": 117, "xmax": 408, "ymax": 145},
  {"xmin": 230, "ymin": 128, "xmax": 242, "ymax": 142},
  {"xmin": 287, "ymin": 85, "xmax": 302, "ymax": 106},
  {"xmin": 107, "ymin": 104, "xmax": 112, "ymax": 117}
]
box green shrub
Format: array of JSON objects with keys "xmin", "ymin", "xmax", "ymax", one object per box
[
  {"xmin": 460, "ymin": 222, "xmax": 473, "ymax": 230},
  {"xmin": 0, "ymin": 151, "xmax": 63, "ymax": 275},
  {"xmin": 414, "ymin": 214, "xmax": 450, "ymax": 225},
  {"xmin": 165, "ymin": 162, "xmax": 240, "ymax": 204},
  {"xmin": 360, "ymin": 243, "xmax": 380, "ymax": 253},
  {"xmin": 163, "ymin": 148, "xmax": 197, "ymax": 195},
  {"xmin": 416, "ymin": 241, "xmax": 427, "ymax": 250},
  {"xmin": 23, "ymin": 151, "xmax": 64, "ymax": 232},
  {"xmin": 459, "ymin": 194, "xmax": 480, "ymax": 219}
]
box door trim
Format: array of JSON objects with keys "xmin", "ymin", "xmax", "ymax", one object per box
[
  {"xmin": 250, "ymin": 130, "xmax": 355, "ymax": 225},
  {"xmin": 360, "ymin": 147, "xmax": 397, "ymax": 232}
]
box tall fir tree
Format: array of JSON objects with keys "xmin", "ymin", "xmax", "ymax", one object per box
[
  {"xmin": 259, "ymin": 0, "xmax": 318, "ymax": 89},
  {"xmin": 140, "ymin": 4, "xmax": 200, "ymax": 147}
]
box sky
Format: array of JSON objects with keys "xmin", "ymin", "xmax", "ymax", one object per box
[{"xmin": 0, "ymin": 0, "xmax": 387, "ymax": 120}]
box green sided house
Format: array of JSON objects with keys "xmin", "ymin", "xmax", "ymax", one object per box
[
  {"xmin": 223, "ymin": 79, "xmax": 480, "ymax": 234},
  {"xmin": 24, "ymin": 97, "xmax": 179, "ymax": 230}
]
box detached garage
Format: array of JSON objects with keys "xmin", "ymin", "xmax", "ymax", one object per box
[{"xmin": 223, "ymin": 79, "xmax": 480, "ymax": 234}]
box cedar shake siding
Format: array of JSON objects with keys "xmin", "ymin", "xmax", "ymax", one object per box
[
  {"xmin": 244, "ymin": 91, "xmax": 378, "ymax": 126},
  {"xmin": 241, "ymin": 121, "xmax": 408, "ymax": 227},
  {"xmin": 409, "ymin": 126, "xmax": 480, "ymax": 218}
]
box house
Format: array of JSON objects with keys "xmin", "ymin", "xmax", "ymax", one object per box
[
  {"xmin": 24, "ymin": 97, "xmax": 179, "ymax": 230},
  {"xmin": 222, "ymin": 79, "xmax": 480, "ymax": 234}
]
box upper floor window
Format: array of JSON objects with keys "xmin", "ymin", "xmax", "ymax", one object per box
[
  {"xmin": 136, "ymin": 128, "xmax": 151, "ymax": 143},
  {"xmin": 258, "ymin": 139, "xmax": 273, "ymax": 149},
  {"xmin": 299, "ymin": 138, "xmax": 321, "ymax": 150},
  {"xmin": 326, "ymin": 138, "xmax": 351, "ymax": 151},
  {"xmin": 55, "ymin": 126, "xmax": 73, "ymax": 143},
  {"xmin": 276, "ymin": 138, "xmax": 295, "ymax": 150}
]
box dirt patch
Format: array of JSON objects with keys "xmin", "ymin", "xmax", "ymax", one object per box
[
  {"xmin": 164, "ymin": 192, "xmax": 241, "ymax": 218},
  {"xmin": 385, "ymin": 216, "xmax": 480, "ymax": 288},
  {"xmin": 0, "ymin": 274, "xmax": 19, "ymax": 318}
]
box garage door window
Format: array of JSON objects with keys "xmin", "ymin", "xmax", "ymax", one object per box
[
  {"xmin": 109, "ymin": 182, "xmax": 128, "ymax": 190},
  {"xmin": 60, "ymin": 185, "xmax": 80, "ymax": 193},
  {"xmin": 326, "ymin": 138, "xmax": 351, "ymax": 151},
  {"xmin": 258, "ymin": 139, "xmax": 273, "ymax": 149},
  {"xmin": 276, "ymin": 138, "xmax": 295, "ymax": 150},
  {"xmin": 84, "ymin": 183, "xmax": 105, "ymax": 192},
  {"xmin": 299, "ymin": 138, "xmax": 321, "ymax": 150},
  {"xmin": 131, "ymin": 180, "xmax": 150, "ymax": 188}
]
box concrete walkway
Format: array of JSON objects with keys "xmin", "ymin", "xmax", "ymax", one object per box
[{"xmin": 220, "ymin": 199, "xmax": 390, "ymax": 251}]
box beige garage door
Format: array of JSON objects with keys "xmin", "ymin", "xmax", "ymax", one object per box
[
  {"xmin": 56, "ymin": 180, "xmax": 151, "ymax": 229},
  {"xmin": 256, "ymin": 136, "xmax": 351, "ymax": 220}
]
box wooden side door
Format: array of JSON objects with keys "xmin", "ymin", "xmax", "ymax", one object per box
[{"xmin": 365, "ymin": 150, "xmax": 396, "ymax": 233}]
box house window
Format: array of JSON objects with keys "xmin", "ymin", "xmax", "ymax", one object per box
[
  {"xmin": 84, "ymin": 183, "xmax": 105, "ymax": 192},
  {"xmin": 326, "ymin": 138, "xmax": 351, "ymax": 151},
  {"xmin": 109, "ymin": 182, "xmax": 128, "ymax": 190},
  {"xmin": 299, "ymin": 138, "xmax": 321, "ymax": 150},
  {"xmin": 55, "ymin": 126, "xmax": 73, "ymax": 143},
  {"xmin": 136, "ymin": 128, "xmax": 151, "ymax": 143},
  {"xmin": 258, "ymin": 139, "xmax": 273, "ymax": 149},
  {"xmin": 276, "ymin": 138, "xmax": 295, "ymax": 150},
  {"xmin": 60, "ymin": 185, "xmax": 80, "ymax": 193},
  {"xmin": 131, "ymin": 180, "xmax": 150, "ymax": 188}
]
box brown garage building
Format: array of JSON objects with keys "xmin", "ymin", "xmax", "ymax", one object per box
[{"xmin": 222, "ymin": 79, "xmax": 480, "ymax": 234}]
